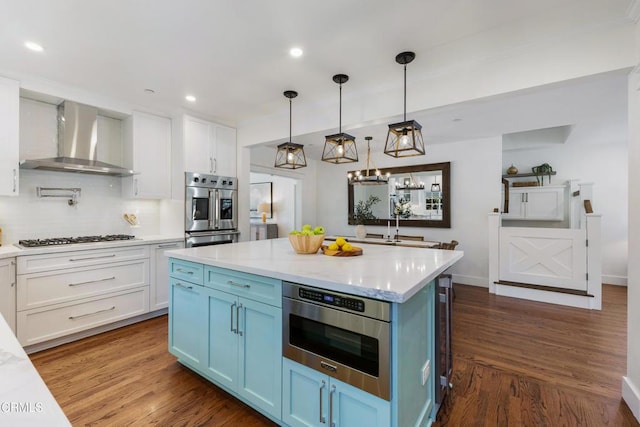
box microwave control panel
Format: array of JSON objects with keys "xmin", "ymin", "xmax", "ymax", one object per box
[{"xmin": 298, "ymin": 288, "xmax": 365, "ymax": 313}]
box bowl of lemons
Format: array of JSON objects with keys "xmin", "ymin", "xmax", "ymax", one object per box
[{"xmin": 288, "ymin": 225, "xmax": 326, "ymax": 254}]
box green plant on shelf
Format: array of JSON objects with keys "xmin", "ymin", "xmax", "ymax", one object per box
[{"xmin": 351, "ymin": 195, "xmax": 380, "ymax": 225}]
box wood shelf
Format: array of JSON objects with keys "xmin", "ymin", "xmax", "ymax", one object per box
[{"xmin": 502, "ymin": 171, "xmax": 557, "ymax": 179}]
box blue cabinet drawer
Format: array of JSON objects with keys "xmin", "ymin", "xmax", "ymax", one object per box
[
  {"xmin": 168, "ymin": 258, "xmax": 203, "ymax": 285},
  {"xmin": 204, "ymin": 266, "xmax": 281, "ymax": 307}
]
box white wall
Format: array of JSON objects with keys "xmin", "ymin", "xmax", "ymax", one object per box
[
  {"xmin": 315, "ymin": 136, "xmax": 502, "ymax": 287},
  {"xmin": 503, "ymin": 135, "xmax": 628, "ymax": 285},
  {"xmin": 623, "ymin": 67, "xmax": 640, "ymax": 421}
]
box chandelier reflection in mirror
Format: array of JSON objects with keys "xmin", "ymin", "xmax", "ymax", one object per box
[
  {"xmin": 322, "ymin": 74, "xmax": 358, "ymax": 164},
  {"xmin": 275, "ymin": 90, "xmax": 307, "ymax": 169},
  {"xmin": 384, "ymin": 51, "xmax": 425, "ymax": 158},
  {"xmin": 348, "ymin": 136, "xmax": 389, "ymax": 185}
]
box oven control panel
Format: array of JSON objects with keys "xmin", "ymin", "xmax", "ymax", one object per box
[{"xmin": 298, "ymin": 288, "xmax": 365, "ymax": 312}]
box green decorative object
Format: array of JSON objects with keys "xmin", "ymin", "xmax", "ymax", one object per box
[
  {"xmin": 532, "ymin": 163, "xmax": 554, "ymax": 186},
  {"xmin": 352, "ymin": 195, "xmax": 380, "ymax": 225}
]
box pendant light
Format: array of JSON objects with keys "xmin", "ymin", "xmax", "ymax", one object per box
[
  {"xmin": 275, "ymin": 90, "xmax": 307, "ymax": 169},
  {"xmin": 348, "ymin": 136, "xmax": 389, "ymax": 185},
  {"xmin": 322, "ymin": 74, "xmax": 358, "ymax": 164},
  {"xmin": 384, "ymin": 51, "xmax": 425, "ymax": 158}
]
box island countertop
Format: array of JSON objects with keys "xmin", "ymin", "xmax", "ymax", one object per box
[{"xmin": 166, "ymin": 237, "xmax": 463, "ymax": 303}]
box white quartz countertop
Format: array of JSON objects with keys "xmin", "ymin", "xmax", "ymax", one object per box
[
  {"xmin": 166, "ymin": 238, "xmax": 463, "ymax": 303},
  {"xmin": 0, "ymin": 313, "xmax": 70, "ymax": 426},
  {"xmin": 0, "ymin": 235, "xmax": 183, "ymax": 259}
]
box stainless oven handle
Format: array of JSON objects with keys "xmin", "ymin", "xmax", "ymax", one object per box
[
  {"xmin": 214, "ymin": 189, "xmax": 220, "ymax": 229},
  {"xmin": 319, "ymin": 380, "xmax": 326, "ymax": 424},
  {"xmin": 236, "ymin": 303, "xmax": 243, "ymax": 336},
  {"xmin": 329, "ymin": 384, "xmax": 336, "ymax": 427},
  {"xmin": 230, "ymin": 302, "xmax": 237, "ymax": 333}
]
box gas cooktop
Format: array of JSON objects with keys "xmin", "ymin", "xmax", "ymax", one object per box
[{"xmin": 17, "ymin": 234, "xmax": 136, "ymax": 248}]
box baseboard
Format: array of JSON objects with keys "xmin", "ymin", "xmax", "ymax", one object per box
[
  {"xmin": 623, "ymin": 376, "xmax": 640, "ymax": 422},
  {"xmin": 451, "ymin": 274, "xmax": 487, "ymax": 288},
  {"xmin": 602, "ymin": 275, "xmax": 628, "ymax": 286},
  {"xmin": 495, "ymin": 283, "xmax": 601, "ymax": 310}
]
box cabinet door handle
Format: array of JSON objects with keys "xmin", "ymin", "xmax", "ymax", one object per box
[
  {"xmin": 12, "ymin": 169, "xmax": 17, "ymax": 193},
  {"xmin": 213, "ymin": 158, "xmax": 217, "ymax": 173},
  {"xmin": 236, "ymin": 303, "xmax": 243, "ymax": 336},
  {"xmin": 227, "ymin": 280, "xmax": 250, "ymax": 289},
  {"xmin": 209, "ymin": 157, "xmax": 214, "ymax": 173},
  {"xmin": 69, "ymin": 305, "xmax": 115, "ymax": 320},
  {"xmin": 134, "ymin": 178, "xmax": 139, "ymax": 196},
  {"xmin": 69, "ymin": 276, "xmax": 115, "ymax": 287},
  {"xmin": 319, "ymin": 380, "xmax": 326, "ymax": 424},
  {"xmin": 329, "ymin": 384, "xmax": 336, "ymax": 427},
  {"xmin": 175, "ymin": 282, "xmax": 193, "ymax": 290},
  {"xmin": 230, "ymin": 302, "xmax": 237, "ymax": 333},
  {"xmin": 69, "ymin": 254, "xmax": 116, "ymax": 262},
  {"xmin": 158, "ymin": 243, "xmax": 179, "ymax": 248},
  {"xmin": 176, "ymin": 268, "xmax": 194, "ymax": 275}
]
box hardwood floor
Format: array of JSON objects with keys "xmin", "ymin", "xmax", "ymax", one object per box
[
  {"xmin": 30, "ymin": 284, "xmax": 638, "ymax": 426},
  {"xmin": 435, "ymin": 284, "xmax": 638, "ymax": 427}
]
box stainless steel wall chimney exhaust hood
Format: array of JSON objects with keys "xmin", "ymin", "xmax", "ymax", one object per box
[{"xmin": 19, "ymin": 100, "xmax": 137, "ymax": 177}]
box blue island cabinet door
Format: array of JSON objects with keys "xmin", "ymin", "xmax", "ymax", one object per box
[
  {"xmin": 238, "ymin": 297, "xmax": 282, "ymax": 419},
  {"xmin": 204, "ymin": 287, "xmax": 239, "ymax": 390},
  {"xmin": 331, "ymin": 379, "xmax": 390, "ymax": 427},
  {"xmin": 283, "ymin": 358, "xmax": 327, "ymax": 427},
  {"xmin": 168, "ymin": 278, "xmax": 206, "ymax": 367}
]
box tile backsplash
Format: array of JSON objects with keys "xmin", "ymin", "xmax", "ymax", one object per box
[{"xmin": 0, "ymin": 169, "xmax": 181, "ymax": 244}]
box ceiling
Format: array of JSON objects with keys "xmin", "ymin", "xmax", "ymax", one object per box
[{"xmin": 0, "ymin": 0, "xmax": 633, "ymax": 159}]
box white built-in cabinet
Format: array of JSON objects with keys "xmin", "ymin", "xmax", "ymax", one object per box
[
  {"xmin": 0, "ymin": 258, "xmax": 17, "ymax": 333},
  {"xmin": 502, "ymin": 186, "xmax": 565, "ymax": 221},
  {"xmin": 0, "ymin": 77, "xmax": 20, "ymax": 196},
  {"xmin": 150, "ymin": 240, "xmax": 184, "ymax": 311},
  {"xmin": 122, "ymin": 111, "xmax": 172, "ymax": 199},
  {"xmin": 183, "ymin": 115, "xmax": 236, "ymax": 177}
]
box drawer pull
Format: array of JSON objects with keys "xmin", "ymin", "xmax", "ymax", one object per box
[
  {"xmin": 68, "ymin": 276, "xmax": 116, "ymax": 287},
  {"xmin": 69, "ymin": 254, "xmax": 116, "ymax": 262},
  {"xmin": 176, "ymin": 268, "xmax": 194, "ymax": 275},
  {"xmin": 175, "ymin": 282, "xmax": 193, "ymax": 290},
  {"xmin": 158, "ymin": 243, "xmax": 179, "ymax": 248},
  {"xmin": 68, "ymin": 305, "xmax": 115, "ymax": 320},
  {"xmin": 227, "ymin": 280, "xmax": 250, "ymax": 289}
]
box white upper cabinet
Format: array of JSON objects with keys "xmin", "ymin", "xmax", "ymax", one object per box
[
  {"xmin": 503, "ymin": 185, "xmax": 565, "ymax": 221},
  {"xmin": 182, "ymin": 115, "xmax": 236, "ymax": 177},
  {"xmin": 122, "ymin": 111, "xmax": 172, "ymax": 199},
  {"xmin": 0, "ymin": 77, "xmax": 20, "ymax": 196}
]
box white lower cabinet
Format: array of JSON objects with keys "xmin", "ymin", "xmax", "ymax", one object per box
[
  {"xmin": 283, "ymin": 358, "xmax": 390, "ymax": 427},
  {"xmin": 150, "ymin": 241, "xmax": 184, "ymax": 311},
  {"xmin": 16, "ymin": 245, "xmax": 151, "ymax": 347},
  {"xmin": 0, "ymin": 258, "xmax": 16, "ymax": 333}
]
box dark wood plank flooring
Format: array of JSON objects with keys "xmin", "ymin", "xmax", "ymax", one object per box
[{"xmin": 30, "ymin": 284, "xmax": 638, "ymax": 426}]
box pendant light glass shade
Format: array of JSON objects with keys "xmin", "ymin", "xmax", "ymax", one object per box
[
  {"xmin": 384, "ymin": 51, "xmax": 425, "ymax": 158},
  {"xmin": 348, "ymin": 136, "xmax": 389, "ymax": 185},
  {"xmin": 275, "ymin": 90, "xmax": 307, "ymax": 169},
  {"xmin": 322, "ymin": 74, "xmax": 358, "ymax": 164}
]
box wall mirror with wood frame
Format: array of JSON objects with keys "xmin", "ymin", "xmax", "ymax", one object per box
[{"xmin": 347, "ymin": 162, "xmax": 451, "ymax": 228}]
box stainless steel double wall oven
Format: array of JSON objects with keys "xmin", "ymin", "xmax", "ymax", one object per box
[{"xmin": 185, "ymin": 172, "xmax": 239, "ymax": 247}]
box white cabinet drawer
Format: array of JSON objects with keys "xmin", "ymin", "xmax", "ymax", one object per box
[
  {"xmin": 17, "ymin": 260, "xmax": 149, "ymax": 311},
  {"xmin": 17, "ymin": 245, "xmax": 149, "ymax": 274},
  {"xmin": 17, "ymin": 287, "xmax": 149, "ymax": 346}
]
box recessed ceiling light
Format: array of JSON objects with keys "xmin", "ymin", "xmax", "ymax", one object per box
[
  {"xmin": 24, "ymin": 41, "xmax": 44, "ymax": 52},
  {"xmin": 185, "ymin": 95, "xmax": 196, "ymax": 102},
  {"xmin": 289, "ymin": 47, "xmax": 303, "ymax": 58}
]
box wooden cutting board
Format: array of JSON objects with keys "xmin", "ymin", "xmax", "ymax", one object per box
[{"xmin": 321, "ymin": 245, "xmax": 363, "ymax": 257}]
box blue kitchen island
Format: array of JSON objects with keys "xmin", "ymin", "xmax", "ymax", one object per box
[{"xmin": 166, "ymin": 237, "xmax": 462, "ymax": 427}]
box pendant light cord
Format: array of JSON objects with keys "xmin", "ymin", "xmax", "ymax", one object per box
[
  {"xmin": 403, "ymin": 64, "xmax": 407, "ymax": 122},
  {"xmin": 339, "ymin": 83, "xmax": 342, "ymax": 134},
  {"xmin": 289, "ymin": 98, "xmax": 292, "ymax": 142}
]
